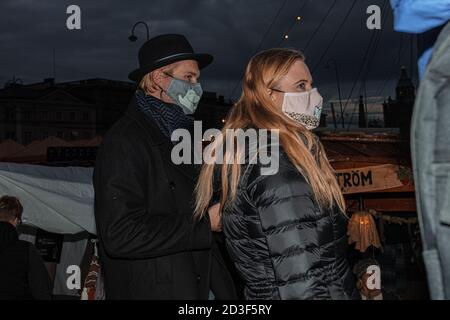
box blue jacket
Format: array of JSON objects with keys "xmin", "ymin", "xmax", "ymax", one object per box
[{"xmin": 390, "ymin": 0, "xmax": 450, "ymax": 78}]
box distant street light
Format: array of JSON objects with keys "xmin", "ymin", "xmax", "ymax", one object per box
[{"xmin": 129, "ymin": 21, "xmax": 151, "ymax": 42}]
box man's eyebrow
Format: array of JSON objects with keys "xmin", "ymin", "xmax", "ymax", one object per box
[{"xmin": 186, "ymin": 71, "xmax": 200, "ymax": 77}]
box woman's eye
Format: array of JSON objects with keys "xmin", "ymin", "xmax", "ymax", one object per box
[{"xmin": 297, "ymin": 83, "xmax": 306, "ymax": 90}]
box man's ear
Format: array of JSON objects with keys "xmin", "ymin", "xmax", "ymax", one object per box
[
  {"xmin": 153, "ymin": 70, "xmax": 162, "ymax": 83},
  {"xmin": 156, "ymin": 70, "xmax": 170, "ymax": 91}
]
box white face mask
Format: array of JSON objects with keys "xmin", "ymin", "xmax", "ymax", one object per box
[{"xmin": 277, "ymin": 88, "xmax": 323, "ymax": 130}]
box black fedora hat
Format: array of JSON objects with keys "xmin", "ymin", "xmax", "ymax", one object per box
[{"xmin": 128, "ymin": 34, "xmax": 213, "ymax": 82}]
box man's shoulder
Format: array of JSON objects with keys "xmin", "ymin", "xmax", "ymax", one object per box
[
  {"xmin": 105, "ymin": 113, "xmax": 139, "ymax": 138},
  {"xmin": 101, "ymin": 113, "xmax": 149, "ymax": 147}
]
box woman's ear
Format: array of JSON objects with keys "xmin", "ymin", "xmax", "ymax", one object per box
[{"xmin": 267, "ymin": 89, "xmax": 275, "ymax": 101}]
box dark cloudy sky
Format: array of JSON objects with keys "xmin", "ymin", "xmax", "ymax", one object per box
[{"xmin": 0, "ymin": 0, "xmax": 418, "ymax": 103}]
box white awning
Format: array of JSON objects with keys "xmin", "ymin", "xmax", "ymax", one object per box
[{"xmin": 0, "ymin": 162, "xmax": 96, "ymax": 235}]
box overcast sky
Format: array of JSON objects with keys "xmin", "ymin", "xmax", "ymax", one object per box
[{"xmin": 0, "ymin": 0, "xmax": 418, "ymax": 103}]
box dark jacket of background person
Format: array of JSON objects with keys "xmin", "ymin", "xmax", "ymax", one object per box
[
  {"xmin": 0, "ymin": 222, "xmax": 52, "ymax": 300},
  {"xmin": 220, "ymin": 148, "xmax": 360, "ymax": 300},
  {"xmin": 93, "ymin": 95, "xmax": 237, "ymax": 300}
]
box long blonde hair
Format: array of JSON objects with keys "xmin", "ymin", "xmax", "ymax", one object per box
[{"xmin": 194, "ymin": 48, "xmax": 345, "ymax": 218}]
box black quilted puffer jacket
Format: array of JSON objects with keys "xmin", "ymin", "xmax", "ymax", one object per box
[{"xmin": 220, "ymin": 149, "xmax": 359, "ymax": 300}]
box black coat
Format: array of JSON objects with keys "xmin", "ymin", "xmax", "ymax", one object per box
[
  {"xmin": 93, "ymin": 95, "xmax": 237, "ymax": 300},
  {"xmin": 0, "ymin": 222, "xmax": 52, "ymax": 300},
  {"xmin": 221, "ymin": 150, "xmax": 360, "ymax": 300}
]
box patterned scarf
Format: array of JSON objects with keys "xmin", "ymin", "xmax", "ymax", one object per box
[{"xmin": 135, "ymin": 89, "xmax": 194, "ymax": 140}]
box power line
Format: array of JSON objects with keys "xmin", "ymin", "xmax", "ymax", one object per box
[
  {"xmin": 311, "ymin": 0, "xmax": 358, "ymax": 74},
  {"xmin": 360, "ymin": 0, "xmax": 390, "ymax": 87},
  {"xmin": 339, "ymin": 0, "xmax": 390, "ymax": 129},
  {"xmin": 302, "ymin": 0, "xmax": 337, "ymax": 53},
  {"xmin": 376, "ymin": 33, "xmax": 405, "ymax": 97},
  {"xmin": 252, "ymin": 0, "xmax": 291, "ymax": 53},
  {"xmin": 228, "ymin": 0, "xmax": 290, "ymax": 100},
  {"xmin": 345, "ymin": 0, "xmax": 390, "ymax": 130},
  {"xmin": 339, "ymin": 3, "xmax": 383, "ymax": 119},
  {"xmin": 340, "ymin": 34, "xmax": 379, "ymax": 127}
]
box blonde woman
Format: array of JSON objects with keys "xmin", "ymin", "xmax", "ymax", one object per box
[{"xmin": 195, "ymin": 48, "xmax": 359, "ymax": 300}]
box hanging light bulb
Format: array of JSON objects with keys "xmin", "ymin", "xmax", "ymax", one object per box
[
  {"xmin": 296, "ymin": 16, "xmax": 301, "ymax": 21},
  {"xmin": 284, "ymin": 34, "xmax": 289, "ymax": 39}
]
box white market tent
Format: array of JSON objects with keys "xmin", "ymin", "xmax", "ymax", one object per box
[{"xmin": 0, "ymin": 162, "xmax": 96, "ymax": 235}]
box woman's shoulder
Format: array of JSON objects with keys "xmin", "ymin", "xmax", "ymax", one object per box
[{"xmin": 243, "ymin": 149, "xmax": 313, "ymax": 201}]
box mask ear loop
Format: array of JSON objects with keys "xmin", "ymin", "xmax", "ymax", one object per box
[
  {"xmin": 162, "ymin": 72, "xmax": 174, "ymax": 79},
  {"xmin": 156, "ymin": 72, "xmax": 174, "ymax": 101},
  {"xmin": 270, "ymin": 88, "xmax": 285, "ymax": 94},
  {"xmin": 269, "ymin": 88, "xmax": 284, "ymax": 102},
  {"xmin": 163, "ymin": 71, "xmax": 199, "ymax": 91}
]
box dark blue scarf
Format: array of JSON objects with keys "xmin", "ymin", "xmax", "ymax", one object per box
[{"xmin": 135, "ymin": 90, "xmax": 194, "ymax": 140}]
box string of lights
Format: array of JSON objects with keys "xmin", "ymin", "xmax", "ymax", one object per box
[{"xmin": 277, "ymin": 0, "xmax": 310, "ymax": 47}]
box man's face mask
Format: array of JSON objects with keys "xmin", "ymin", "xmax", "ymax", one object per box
[
  {"xmin": 272, "ymin": 87, "xmax": 323, "ymax": 130},
  {"xmin": 163, "ymin": 73, "xmax": 203, "ymax": 115}
]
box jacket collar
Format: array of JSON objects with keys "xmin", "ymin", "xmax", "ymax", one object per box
[
  {"xmin": 125, "ymin": 94, "xmax": 168, "ymax": 146},
  {"xmin": 124, "ymin": 93, "xmax": 199, "ymax": 181}
]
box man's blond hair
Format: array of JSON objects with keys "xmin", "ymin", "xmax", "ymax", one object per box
[{"xmin": 139, "ymin": 64, "xmax": 176, "ymax": 96}]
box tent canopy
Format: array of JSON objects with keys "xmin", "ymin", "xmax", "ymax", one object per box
[{"xmin": 0, "ymin": 162, "xmax": 96, "ymax": 235}]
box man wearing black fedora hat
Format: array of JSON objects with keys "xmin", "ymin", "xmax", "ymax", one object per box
[{"xmin": 93, "ymin": 34, "xmax": 237, "ymax": 299}]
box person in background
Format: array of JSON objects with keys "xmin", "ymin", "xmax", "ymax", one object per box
[
  {"xmin": 390, "ymin": 0, "xmax": 450, "ymax": 299},
  {"xmin": 0, "ymin": 195, "xmax": 52, "ymax": 300}
]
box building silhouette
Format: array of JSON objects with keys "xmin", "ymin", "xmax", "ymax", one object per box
[
  {"xmin": 0, "ymin": 77, "xmax": 231, "ymax": 145},
  {"xmin": 383, "ymin": 67, "xmax": 416, "ymax": 139}
]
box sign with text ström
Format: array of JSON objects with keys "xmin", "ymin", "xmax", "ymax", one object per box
[{"xmin": 335, "ymin": 164, "xmax": 414, "ymax": 194}]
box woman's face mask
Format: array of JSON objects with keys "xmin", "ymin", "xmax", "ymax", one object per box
[
  {"xmin": 163, "ymin": 73, "xmax": 203, "ymax": 114},
  {"xmin": 272, "ymin": 88, "xmax": 323, "ymax": 130}
]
